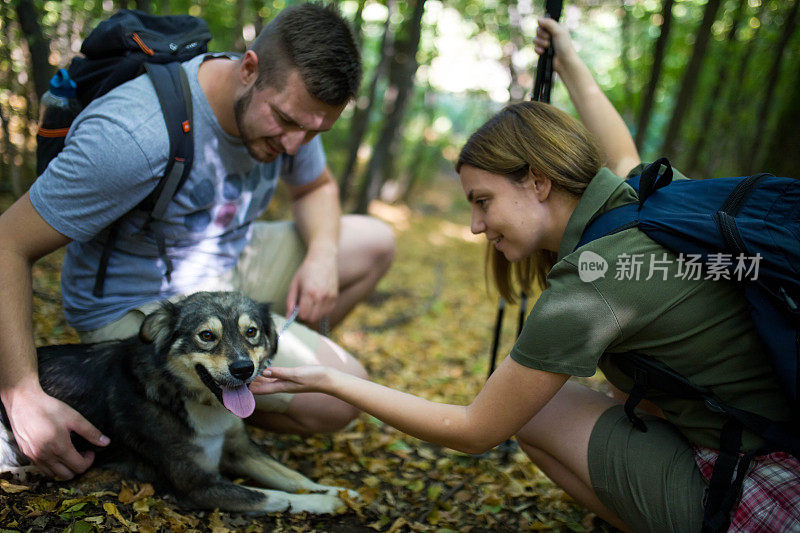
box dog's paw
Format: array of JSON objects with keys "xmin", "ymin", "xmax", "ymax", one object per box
[
  {"xmin": 285, "ymin": 493, "xmax": 344, "ymax": 514},
  {"xmin": 339, "ymin": 487, "xmax": 361, "ymax": 501},
  {"xmin": 314, "ymin": 484, "xmax": 361, "ymax": 501},
  {"xmin": 0, "ymin": 465, "xmax": 40, "ymax": 482},
  {"xmin": 249, "ymin": 487, "xmax": 345, "ymax": 515}
]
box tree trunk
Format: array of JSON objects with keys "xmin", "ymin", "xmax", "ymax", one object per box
[
  {"xmin": 761, "ymin": 56, "xmax": 800, "ymax": 177},
  {"xmin": 354, "ymin": 0, "xmax": 426, "ymax": 215},
  {"xmin": 351, "ymin": 0, "xmax": 366, "ymax": 47},
  {"xmin": 0, "ymin": 1, "xmax": 13, "ymax": 194},
  {"xmin": 134, "ymin": 0, "xmax": 151, "ymax": 12},
  {"xmin": 233, "ymin": 0, "xmax": 247, "ymax": 52},
  {"xmin": 750, "ymin": 0, "xmax": 800, "ymax": 171},
  {"xmin": 703, "ymin": 0, "xmax": 767, "ymax": 175},
  {"xmin": 685, "ymin": 0, "xmax": 747, "ymax": 173},
  {"xmin": 634, "ymin": 0, "xmax": 674, "ymax": 150},
  {"xmin": 339, "ymin": 0, "xmax": 396, "ymax": 204},
  {"xmin": 0, "ymin": 103, "xmax": 16, "ymax": 195},
  {"xmin": 659, "ymin": 0, "xmax": 723, "ymax": 158},
  {"xmin": 0, "ymin": 0, "xmax": 25, "ymax": 195},
  {"xmin": 15, "ymin": 0, "xmax": 53, "ymax": 100},
  {"xmin": 251, "ymin": 0, "xmax": 265, "ymax": 36},
  {"xmin": 619, "ymin": 0, "xmax": 635, "ymax": 123},
  {"xmin": 401, "ymin": 135, "xmax": 429, "ymax": 203},
  {"xmin": 505, "ymin": 0, "xmax": 525, "ymax": 102},
  {"xmin": 400, "ymin": 93, "xmax": 437, "ymax": 203}
]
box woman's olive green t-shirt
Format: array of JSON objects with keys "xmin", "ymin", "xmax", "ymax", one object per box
[{"xmin": 510, "ymin": 166, "xmax": 792, "ymax": 451}]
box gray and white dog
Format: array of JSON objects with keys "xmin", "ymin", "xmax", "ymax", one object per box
[{"xmin": 1, "ymin": 291, "xmax": 356, "ymax": 514}]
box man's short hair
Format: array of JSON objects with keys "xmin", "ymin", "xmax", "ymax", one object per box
[{"xmin": 250, "ymin": 3, "xmax": 362, "ymax": 106}]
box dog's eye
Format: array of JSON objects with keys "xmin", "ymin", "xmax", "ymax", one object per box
[
  {"xmin": 198, "ymin": 330, "xmax": 216, "ymax": 342},
  {"xmin": 245, "ymin": 327, "xmax": 258, "ymax": 338}
]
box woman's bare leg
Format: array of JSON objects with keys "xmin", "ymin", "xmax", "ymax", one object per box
[{"xmin": 515, "ymin": 380, "xmax": 629, "ymax": 531}]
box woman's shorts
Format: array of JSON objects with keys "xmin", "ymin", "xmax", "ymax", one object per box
[{"xmin": 588, "ymin": 405, "xmax": 707, "ymax": 532}]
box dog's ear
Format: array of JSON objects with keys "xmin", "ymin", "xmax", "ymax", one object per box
[
  {"xmin": 259, "ymin": 302, "xmax": 279, "ymax": 357},
  {"xmin": 139, "ymin": 301, "xmax": 178, "ymax": 349}
]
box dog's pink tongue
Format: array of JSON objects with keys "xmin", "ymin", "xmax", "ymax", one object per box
[{"xmin": 222, "ymin": 385, "xmax": 255, "ymax": 418}]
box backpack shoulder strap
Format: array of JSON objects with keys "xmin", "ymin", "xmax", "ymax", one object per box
[
  {"xmin": 615, "ymin": 351, "xmax": 800, "ymax": 453},
  {"xmin": 143, "ymin": 61, "xmax": 194, "ymax": 222},
  {"xmin": 575, "ymin": 203, "xmax": 640, "ymax": 251},
  {"xmin": 92, "ymin": 61, "xmax": 194, "ymax": 297},
  {"xmin": 614, "ymin": 350, "xmax": 800, "ymax": 532},
  {"xmin": 637, "ymin": 157, "xmax": 673, "ymax": 204},
  {"xmin": 575, "ymin": 159, "xmax": 681, "ymax": 251}
]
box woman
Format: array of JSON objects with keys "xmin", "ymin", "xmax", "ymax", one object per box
[{"xmin": 251, "ymin": 19, "xmax": 799, "ymax": 531}]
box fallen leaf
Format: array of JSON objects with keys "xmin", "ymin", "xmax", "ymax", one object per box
[
  {"xmin": 119, "ymin": 483, "xmax": 154, "ymax": 504},
  {"xmin": 405, "ymin": 479, "xmax": 425, "ymax": 492},
  {"xmin": 102, "ymin": 502, "xmax": 131, "ymax": 529},
  {"xmin": 208, "ymin": 509, "xmax": 230, "ymax": 533},
  {"xmin": 386, "ymin": 516, "xmax": 407, "ymax": 533},
  {"xmin": 0, "ymin": 479, "xmax": 30, "ymax": 493},
  {"xmin": 71, "ymin": 519, "xmax": 96, "ymax": 533},
  {"xmin": 132, "ymin": 498, "xmax": 151, "ymax": 514},
  {"xmin": 427, "ymin": 484, "xmax": 443, "ymax": 501}
]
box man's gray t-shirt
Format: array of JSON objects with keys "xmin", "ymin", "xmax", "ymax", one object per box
[{"xmin": 29, "ymin": 54, "xmax": 325, "ymax": 331}]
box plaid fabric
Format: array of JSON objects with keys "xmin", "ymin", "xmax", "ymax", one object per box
[{"xmin": 694, "ymin": 446, "xmax": 800, "ymax": 532}]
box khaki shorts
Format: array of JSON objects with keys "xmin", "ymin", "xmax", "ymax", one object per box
[
  {"xmin": 588, "ymin": 405, "xmax": 707, "ymax": 531},
  {"xmin": 79, "ymin": 221, "xmax": 320, "ymax": 413}
]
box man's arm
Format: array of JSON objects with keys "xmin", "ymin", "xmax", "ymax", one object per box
[
  {"xmin": 0, "ymin": 193, "xmax": 109, "ymax": 479},
  {"xmin": 285, "ymin": 166, "xmax": 342, "ymax": 325},
  {"xmin": 535, "ymin": 18, "xmax": 641, "ymax": 177}
]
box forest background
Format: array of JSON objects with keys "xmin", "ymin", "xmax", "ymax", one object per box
[{"xmin": 1, "ymin": 0, "xmax": 799, "ymax": 531}]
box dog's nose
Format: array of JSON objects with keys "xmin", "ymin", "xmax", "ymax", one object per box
[{"xmin": 229, "ymin": 359, "xmax": 255, "ymax": 381}]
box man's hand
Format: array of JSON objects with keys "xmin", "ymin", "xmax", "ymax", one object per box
[
  {"xmin": 285, "ymin": 251, "xmax": 338, "ymax": 326},
  {"xmin": 286, "ymin": 167, "xmax": 341, "ymax": 327},
  {"xmin": 4, "ymin": 385, "xmax": 109, "ymax": 480}
]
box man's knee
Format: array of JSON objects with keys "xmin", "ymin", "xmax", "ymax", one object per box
[
  {"xmin": 287, "ymin": 338, "xmax": 366, "ymax": 434},
  {"xmin": 292, "ymin": 398, "xmax": 361, "ymax": 435},
  {"xmin": 368, "ymin": 218, "xmax": 395, "ymax": 271},
  {"xmin": 341, "ymin": 215, "xmax": 395, "ymax": 273},
  {"xmin": 307, "ymin": 352, "xmax": 366, "ymax": 432}
]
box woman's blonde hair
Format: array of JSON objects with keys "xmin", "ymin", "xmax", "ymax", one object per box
[{"xmin": 456, "ymin": 101, "xmax": 602, "ymax": 301}]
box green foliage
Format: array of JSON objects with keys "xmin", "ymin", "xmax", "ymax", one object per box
[{"xmin": 3, "ymin": 0, "xmax": 797, "ymax": 197}]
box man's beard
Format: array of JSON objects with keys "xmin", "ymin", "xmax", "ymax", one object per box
[{"xmin": 233, "ymin": 85, "xmax": 277, "ymax": 163}]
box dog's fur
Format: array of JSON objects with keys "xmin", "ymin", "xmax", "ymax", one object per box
[{"xmin": 0, "ymin": 291, "xmax": 355, "ymax": 514}]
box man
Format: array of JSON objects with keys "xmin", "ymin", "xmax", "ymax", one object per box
[{"xmin": 0, "ymin": 4, "xmax": 394, "ymax": 481}]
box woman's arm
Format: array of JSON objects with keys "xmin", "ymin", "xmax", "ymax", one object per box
[
  {"xmin": 251, "ymin": 356, "xmax": 568, "ymax": 455},
  {"xmin": 535, "ymin": 18, "xmax": 640, "ymax": 177}
]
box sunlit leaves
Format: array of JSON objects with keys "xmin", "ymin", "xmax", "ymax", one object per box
[{"xmin": 1, "ymin": 182, "xmax": 606, "ymax": 531}]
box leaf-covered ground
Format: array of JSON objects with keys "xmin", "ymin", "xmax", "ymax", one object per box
[{"xmin": 0, "ymin": 183, "xmax": 614, "ymax": 532}]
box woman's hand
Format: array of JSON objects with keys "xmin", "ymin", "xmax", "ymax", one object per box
[
  {"xmin": 533, "ymin": 17, "xmax": 578, "ymax": 75},
  {"xmin": 534, "ymin": 16, "xmax": 641, "ymax": 174},
  {"xmin": 249, "ymin": 365, "xmax": 334, "ymax": 395}
]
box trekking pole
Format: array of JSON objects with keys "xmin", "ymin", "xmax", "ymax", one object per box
[
  {"xmin": 532, "ymin": 0, "xmax": 563, "ymax": 103},
  {"xmin": 517, "ymin": 292, "xmax": 528, "ymax": 336},
  {"xmin": 487, "ymin": 298, "xmax": 506, "ymax": 380}
]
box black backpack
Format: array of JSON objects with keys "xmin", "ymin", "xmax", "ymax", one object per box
[{"xmin": 35, "ymin": 9, "xmax": 212, "ymax": 297}]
